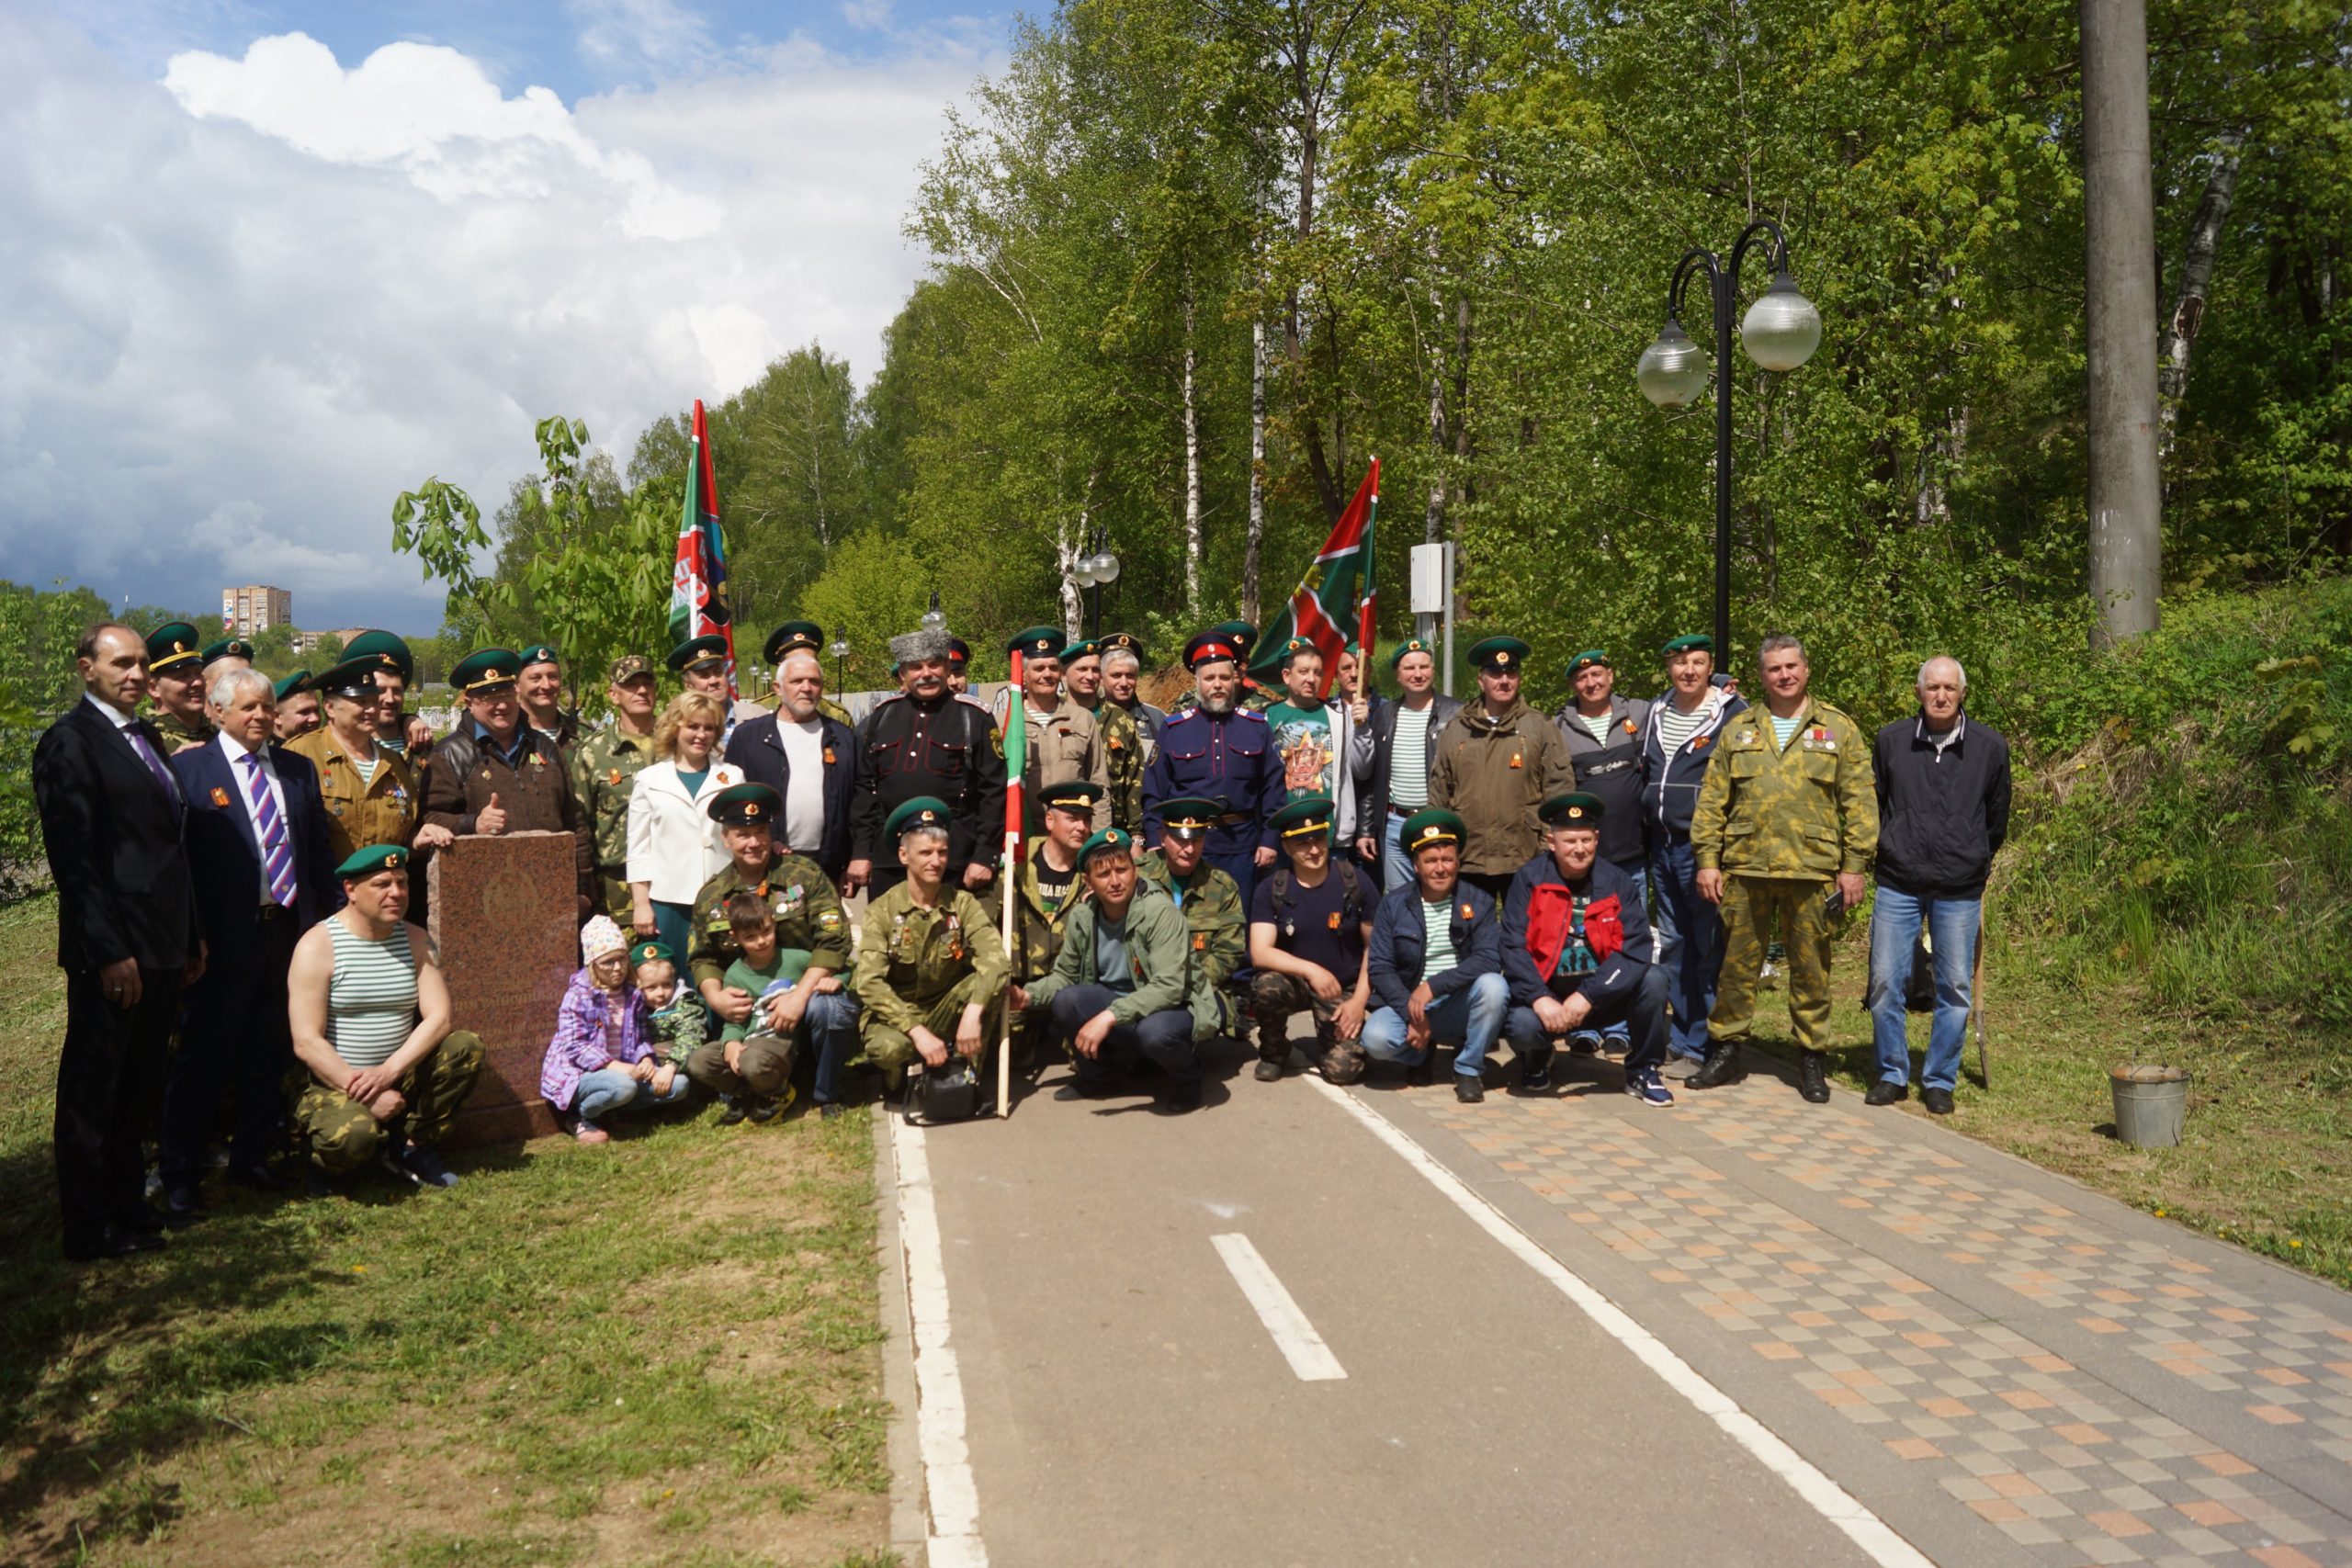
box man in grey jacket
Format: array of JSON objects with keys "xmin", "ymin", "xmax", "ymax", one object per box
[
  {"xmin": 1356, "ymin": 638, "xmax": 1464, "ymax": 887},
  {"xmin": 1554, "ymin": 649, "xmax": 1652, "ymax": 1055}
]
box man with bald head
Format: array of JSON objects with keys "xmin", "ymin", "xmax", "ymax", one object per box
[
  {"xmin": 728, "ymin": 645, "xmax": 858, "ymax": 886},
  {"xmin": 1866, "ymin": 656, "xmax": 2010, "ymax": 1116}
]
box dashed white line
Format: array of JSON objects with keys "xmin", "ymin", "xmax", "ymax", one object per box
[
  {"xmin": 890, "ymin": 1116, "xmax": 989, "ymax": 1567},
  {"xmin": 1308, "ymin": 1078, "xmax": 1935, "ymax": 1568},
  {"xmin": 1211, "ymin": 1232, "xmax": 1348, "ymax": 1382}
]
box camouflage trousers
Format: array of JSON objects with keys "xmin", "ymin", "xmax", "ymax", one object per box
[
  {"xmin": 1249, "ymin": 972, "xmax": 1368, "ymax": 1083},
  {"xmin": 1710, "ymin": 875, "xmax": 1839, "ymax": 1052},
  {"xmin": 860, "ymin": 974, "xmax": 1006, "ymax": 1075},
  {"xmin": 288, "ymin": 1030, "xmax": 484, "ymax": 1177}
]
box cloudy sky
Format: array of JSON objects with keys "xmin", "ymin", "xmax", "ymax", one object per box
[{"xmin": 0, "ymin": 1, "xmax": 1008, "ymax": 632}]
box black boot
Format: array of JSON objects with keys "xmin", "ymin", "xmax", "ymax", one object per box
[
  {"xmin": 1519, "ymin": 1045, "xmax": 1555, "ymax": 1093},
  {"xmin": 1798, "ymin": 1051, "xmax": 1831, "ymax": 1104},
  {"xmin": 1689, "ymin": 1041, "xmax": 1745, "ymax": 1089}
]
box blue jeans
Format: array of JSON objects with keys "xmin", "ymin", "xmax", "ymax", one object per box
[
  {"xmin": 572, "ymin": 1065, "xmax": 693, "ymax": 1127},
  {"xmin": 1380, "ymin": 810, "xmax": 1417, "ymax": 890},
  {"xmin": 1050, "ymin": 983, "xmax": 1202, "ymax": 1089},
  {"xmin": 801, "ymin": 989, "xmax": 863, "ymax": 1105},
  {"xmin": 1505, "ymin": 965, "xmax": 1670, "ymax": 1076},
  {"xmin": 1648, "ymin": 839, "xmax": 1723, "ymax": 1060},
  {"xmin": 1363, "ymin": 971, "xmax": 1510, "ymax": 1077},
  {"xmin": 1867, "ymin": 886, "xmax": 1980, "ymax": 1091}
]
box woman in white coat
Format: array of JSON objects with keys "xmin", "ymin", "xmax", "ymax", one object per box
[{"xmin": 627, "ymin": 691, "xmax": 744, "ymax": 957}]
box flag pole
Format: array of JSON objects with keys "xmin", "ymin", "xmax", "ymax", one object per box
[{"xmin": 999, "ymin": 651, "xmax": 1025, "ymax": 1118}]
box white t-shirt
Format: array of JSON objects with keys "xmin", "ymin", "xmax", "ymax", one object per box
[{"xmin": 776, "ymin": 716, "xmax": 827, "ymax": 856}]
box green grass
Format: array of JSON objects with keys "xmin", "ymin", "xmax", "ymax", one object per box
[{"xmin": 0, "ymin": 895, "xmax": 895, "ymax": 1567}]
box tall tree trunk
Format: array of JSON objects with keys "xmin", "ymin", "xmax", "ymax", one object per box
[
  {"xmin": 2156, "ymin": 130, "xmax": 2245, "ymax": 468},
  {"xmin": 1246, "ymin": 316, "xmax": 1267, "ymax": 626},
  {"xmin": 1182, "ymin": 286, "xmax": 1205, "ymax": 616},
  {"xmin": 1059, "ymin": 468, "xmax": 1098, "ymax": 641},
  {"xmin": 1279, "ymin": 1, "xmax": 1345, "ymax": 520},
  {"xmin": 1451, "ymin": 290, "xmax": 1474, "ymax": 536}
]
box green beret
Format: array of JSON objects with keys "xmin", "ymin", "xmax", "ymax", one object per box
[
  {"xmin": 316, "ymin": 657, "xmax": 383, "ymax": 699},
  {"xmin": 1400, "ymin": 808, "xmax": 1466, "ymax": 858},
  {"xmin": 1467, "ymin": 637, "xmax": 1531, "ymax": 673},
  {"xmin": 629, "ymin": 940, "xmax": 676, "ymax": 968},
  {"xmin": 1661, "ymin": 633, "xmax": 1713, "ymax": 658},
  {"xmin": 1155, "ymin": 795, "xmax": 1221, "ymax": 838},
  {"xmin": 450, "ymin": 648, "xmax": 522, "ymax": 692},
  {"xmin": 1098, "ymin": 632, "xmax": 1145, "ymax": 660},
  {"xmin": 335, "ymin": 843, "xmax": 409, "ymax": 878},
  {"xmin": 1538, "ymin": 792, "xmax": 1605, "ymax": 829},
  {"xmin": 145, "ymin": 622, "xmax": 203, "ymax": 673},
  {"xmin": 1272, "ymin": 795, "xmax": 1336, "ymax": 840},
  {"xmin": 886, "ymin": 795, "xmax": 953, "ymax": 840},
  {"xmin": 517, "ymin": 643, "xmax": 560, "ymax": 670},
  {"xmin": 706, "ymin": 781, "xmax": 781, "ymax": 827},
  {"xmin": 1079, "ymin": 827, "xmax": 1136, "ymax": 866},
  {"xmin": 344, "ymin": 630, "xmax": 415, "ymax": 682},
  {"xmin": 763, "ymin": 621, "xmax": 825, "ymax": 664},
  {"xmin": 1568, "ymin": 649, "xmax": 1611, "ymax": 675},
  {"xmin": 1008, "ymin": 626, "xmax": 1063, "ymax": 661},
  {"xmin": 1388, "ymin": 637, "xmax": 1436, "ymax": 671},
  {"xmin": 1040, "ymin": 779, "xmax": 1103, "ymax": 815},
  {"xmin": 1277, "ymin": 637, "xmax": 1322, "ymax": 669},
  {"xmin": 1210, "ymin": 619, "xmax": 1259, "ymax": 654},
  {"xmin": 1057, "ymin": 638, "xmax": 1100, "ymax": 664},
  {"xmin": 201, "ymin": 637, "xmax": 255, "ymax": 667},
  {"xmin": 665, "ymin": 634, "xmax": 728, "ymax": 672},
  {"xmin": 273, "ymin": 670, "xmax": 313, "ymax": 702}
]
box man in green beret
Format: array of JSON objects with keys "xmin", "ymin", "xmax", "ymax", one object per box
[
  {"xmin": 1362, "ymin": 637, "xmax": 1463, "ymax": 887},
  {"xmin": 341, "ymin": 631, "xmax": 435, "ymax": 761},
  {"xmin": 272, "ymin": 671, "xmax": 321, "ymax": 741},
  {"xmin": 1552, "ymin": 648, "xmax": 1651, "ymax": 1056},
  {"xmin": 570, "ymin": 653, "xmax": 663, "ymax": 920},
  {"xmin": 1690, "ymin": 636, "xmax": 1876, "ymax": 1103},
  {"xmin": 200, "ymin": 637, "xmax": 254, "ymax": 673},
  {"xmin": 1247, "ymin": 795, "xmax": 1373, "ymax": 1083},
  {"xmin": 421, "ymin": 648, "xmax": 595, "ymax": 916},
  {"xmin": 1016, "ymin": 827, "xmax": 1212, "ymax": 1112},
  {"xmin": 668, "ymin": 633, "xmax": 766, "ymax": 746},
  {"xmin": 685, "ymin": 782, "xmax": 858, "ymax": 1119},
  {"xmin": 995, "ymin": 778, "xmax": 1098, "ymax": 1063},
  {"xmin": 1135, "ymin": 795, "xmax": 1248, "ymax": 1038},
  {"xmin": 1430, "ymin": 635, "xmax": 1574, "ymax": 899},
  {"xmin": 1097, "ymin": 631, "xmax": 1166, "ymax": 745},
  {"xmin": 853, "ymin": 796, "xmax": 1010, "ymax": 1091},
  {"xmin": 286, "ymin": 845, "xmax": 485, "ymax": 1190},
  {"xmin": 289, "ymin": 658, "xmax": 447, "ymax": 871},
  {"xmin": 1363, "ymin": 809, "xmax": 1510, "ymax": 1096},
  {"xmin": 1059, "ymin": 639, "xmax": 1148, "ymax": 832},
  {"xmin": 514, "ymin": 643, "xmax": 578, "ymax": 754},
  {"xmin": 143, "ymin": 621, "xmax": 215, "ymax": 751},
  {"xmin": 762, "ymin": 621, "xmax": 854, "ymax": 728},
  {"xmin": 994, "ymin": 626, "xmax": 1109, "ymax": 836}
]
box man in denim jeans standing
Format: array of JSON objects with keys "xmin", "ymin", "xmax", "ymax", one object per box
[{"xmin": 1866, "ymin": 657, "xmax": 2011, "ymax": 1115}]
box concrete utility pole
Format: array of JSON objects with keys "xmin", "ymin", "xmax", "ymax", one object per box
[{"xmin": 2081, "ymin": 0, "xmax": 2163, "ymax": 644}]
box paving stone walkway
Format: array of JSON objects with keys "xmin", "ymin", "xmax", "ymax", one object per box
[{"xmin": 1363, "ymin": 1055, "xmax": 2352, "ymax": 1566}]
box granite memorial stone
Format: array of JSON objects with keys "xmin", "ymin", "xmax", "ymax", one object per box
[{"xmin": 428, "ymin": 830, "xmax": 580, "ymax": 1142}]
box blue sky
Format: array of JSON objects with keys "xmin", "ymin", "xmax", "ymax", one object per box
[{"xmin": 1, "ymin": 3, "xmax": 1013, "ymax": 633}]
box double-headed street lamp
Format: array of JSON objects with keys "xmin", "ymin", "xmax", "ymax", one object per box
[
  {"xmin": 1635, "ymin": 219, "xmax": 1823, "ymax": 662},
  {"xmin": 830, "ymin": 623, "xmax": 849, "ymax": 694},
  {"xmin": 1071, "ymin": 529, "xmax": 1121, "ymax": 637}
]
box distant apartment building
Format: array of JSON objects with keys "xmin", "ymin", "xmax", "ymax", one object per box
[{"xmin": 222, "ymin": 584, "xmax": 292, "ymax": 636}]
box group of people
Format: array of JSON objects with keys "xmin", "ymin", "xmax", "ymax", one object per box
[{"xmin": 35, "ymin": 604, "xmax": 2010, "ymax": 1264}]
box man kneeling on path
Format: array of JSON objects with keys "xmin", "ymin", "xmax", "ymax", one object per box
[
  {"xmin": 1248, "ymin": 795, "xmax": 1372, "ymax": 1084},
  {"xmin": 1363, "ymin": 809, "xmax": 1510, "ymax": 1100},
  {"xmin": 1018, "ymin": 828, "xmax": 1211, "ymax": 1113},
  {"xmin": 286, "ymin": 845, "xmax": 484, "ymax": 1189},
  {"xmin": 1499, "ymin": 795, "xmax": 1675, "ymax": 1106},
  {"xmin": 1135, "ymin": 796, "xmax": 1247, "ymax": 1040},
  {"xmin": 853, "ymin": 797, "xmax": 1010, "ymax": 1095},
  {"xmin": 997, "ymin": 779, "xmax": 1098, "ymax": 1065}
]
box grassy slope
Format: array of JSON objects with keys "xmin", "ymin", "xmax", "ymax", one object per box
[{"xmin": 0, "ymin": 896, "xmax": 897, "ymax": 1568}]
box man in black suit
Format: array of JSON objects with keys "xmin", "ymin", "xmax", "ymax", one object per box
[
  {"xmin": 162, "ymin": 666, "xmax": 336, "ymax": 1216},
  {"xmin": 726, "ymin": 644, "xmax": 857, "ymax": 886},
  {"xmin": 33, "ymin": 623, "xmax": 206, "ymax": 1262}
]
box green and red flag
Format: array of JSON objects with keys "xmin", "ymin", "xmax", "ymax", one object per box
[
  {"xmin": 667, "ymin": 399, "xmax": 739, "ymax": 702},
  {"xmin": 1249, "ymin": 457, "xmax": 1378, "ymax": 699},
  {"xmin": 1001, "ymin": 651, "xmax": 1027, "ymax": 861}
]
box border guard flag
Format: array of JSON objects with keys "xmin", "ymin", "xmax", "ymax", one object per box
[
  {"xmin": 668, "ymin": 399, "xmax": 739, "ymax": 702},
  {"xmin": 1248, "ymin": 457, "xmax": 1378, "ymax": 699}
]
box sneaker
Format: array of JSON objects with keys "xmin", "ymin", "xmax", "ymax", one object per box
[
  {"xmin": 1566, "ymin": 1032, "xmax": 1603, "ymax": 1058},
  {"xmin": 1520, "ymin": 1047, "xmax": 1555, "ymax": 1093},
  {"xmin": 574, "ymin": 1123, "xmax": 610, "ymax": 1145},
  {"xmin": 745, "ymin": 1085, "xmax": 797, "ymax": 1124},
  {"xmin": 1921, "ymin": 1087, "xmax": 1956, "ymax": 1116},
  {"xmin": 397, "ymin": 1145, "xmax": 459, "ymax": 1189},
  {"xmin": 1864, "ymin": 1080, "xmax": 1909, "ymax": 1107},
  {"xmin": 716, "ymin": 1098, "xmax": 749, "ymax": 1127},
  {"xmin": 1797, "ymin": 1052, "xmax": 1831, "ymax": 1105},
  {"xmin": 1627, "ymin": 1069, "xmax": 1676, "ymax": 1107},
  {"xmin": 1453, "ymin": 1074, "xmax": 1486, "ymax": 1104}
]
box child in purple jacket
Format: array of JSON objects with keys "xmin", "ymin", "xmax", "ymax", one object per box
[{"xmin": 540, "ymin": 917, "xmax": 692, "ymax": 1144}]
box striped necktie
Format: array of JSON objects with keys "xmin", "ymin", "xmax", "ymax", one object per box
[{"xmin": 240, "ymin": 751, "xmax": 296, "ymax": 908}]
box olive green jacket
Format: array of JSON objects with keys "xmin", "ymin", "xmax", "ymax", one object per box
[
  {"xmin": 1690, "ymin": 694, "xmax": 1878, "ymax": 880},
  {"xmin": 1024, "ymin": 883, "xmax": 1218, "ymax": 1040},
  {"xmin": 1428, "ymin": 699, "xmax": 1577, "ymax": 876},
  {"xmin": 853, "ymin": 881, "xmax": 1010, "ymax": 1032},
  {"xmin": 1080, "ymin": 696, "xmax": 1147, "ymax": 832},
  {"xmin": 994, "ymin": 842, "xmax": 1084, "ymax": 983},
  {"xmin": 1134, "ymin": 850, "xmax": 1246, "ymax": 992},
  {"xmin": 688, "ymin": 853, "xmax": 852, "ymax": 988}
]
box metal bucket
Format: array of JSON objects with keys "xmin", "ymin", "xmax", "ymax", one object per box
[{"xmin": 2110, "ymin": 1065, "xmax": 2188, "ymax": 1147}]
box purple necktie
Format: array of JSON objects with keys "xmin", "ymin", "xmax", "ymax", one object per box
[
  {"xmin": 122, "ymin": 724, "xmax": 179, "ymax": 806},
  {"xmin": 241, "ymin": 752, "xmax": 297, "ymax": 908}
]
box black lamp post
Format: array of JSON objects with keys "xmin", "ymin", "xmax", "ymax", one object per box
[
  {"xmin": 1070, "ymin": 528, "xmax": 1121, "ymax": 638},
  {"xmin": 1636, "ymin": 219, "xmax": 1823, "ymax": 663},
  {"xmin": 829, "ymin": 624, "xmax": 849, "ymax": 694}
]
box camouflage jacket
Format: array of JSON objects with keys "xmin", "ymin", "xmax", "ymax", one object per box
[
  {"xmin": 1690, "ymin": 695, "xmax": 1878, "ymax": 880},
  {"xmin": 150, "ymin": 705, "xmax": 215, "ymax": 753},
  {"xmin": 1134, "ymin": 849, "xmax": 1246, "ymax": 994},
  {"xmin": 994, "ymin": 842, "xmax": 1086, "ymax": 983},
  {"xmin": 1080, "ymin": 697, "xmax": 1147, "ymax": 831},
  {"xmin": 687, "ymin": 852, "xmax": 852, "ymax": 989},
  {"xmin": 853, "ymin": 881, "xmax": 1009, "ymax": 1032},
  {"xmin": 569, "ymin": 724, "xmax": 659, "ymax": 874}
]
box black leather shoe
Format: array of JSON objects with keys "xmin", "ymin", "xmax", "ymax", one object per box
[
  {"xmin": 1253, "ymin": 1058, "xmax": 1284, "ymax": 1082},
  {"xmin": 227, "ymin": 1163, "xmax": 288, "ymax": 1192},
  {"xmin": 1864, "ymin": 1080, "xmax": 1909, "ymax": 1107},
  {"xmin": 1519, "ymin": 1047, "xmax": 1555, "ymax": 1092},
  {"xmin": 1406, "ymin": 1056, "xmax": 1433, "ymax": 1088},
  {"xmin": 1154, "ymin": 1082, "xmax": 1204, "ymax": 1115},
  {"xmin": 63, "ymin": 1224, "xmax": 166, "ymax": 1262},
  {"xmin": 1454, "ymin": 1074, "xmax": 1486, "ymax": 1104},
  {"xmin": 1689, "ymin": 1042, "xmax": 1746, "ymax": 1089},
  {"xmin": 1054, "ymin": 1079, "xmax": 1116, "ymax": 1101},
  {"xmin": 1921, "ymin": 1087, "xmax": 1955, "ymax": 1116},
  {"xmin": 1798, "ymin": 1052, "xmax": 1831, "ymax": 1104},
  {"xmin": 162, "ymin": 1186, "xmax": 209, "ymax": 1225}
]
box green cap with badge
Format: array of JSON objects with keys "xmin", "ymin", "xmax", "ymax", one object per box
[
  {"xmin": 450, "ymin": 648, "xmax": 522, "ymax": 693},
  {"xmin": 518, "ymin": 643, "xmax": 560, "ymax": 671},
  {"xmin": 316, "ymin": 657, "xmax": 384, "ymax": 700},
  {"xmin": 1661, "ymin": 633, "xmax": 1713, "ymax": 658},
  {"xmin": 1078, "ymin": 826, "xmax": 1136, "ymax": 866},
  {"xmin": 886, "ymin": 795, "xmax": 953, "ymax": 840},
  {"xmin": 629, "ymin": 940, "xmax": 675, "ymax": 968},
  {"xmin": 706, "ymin": 781, "xmax": 781, "ymax": 827},
  {"xmin": 1272, "ymin": 795, "xmax": 1336, "ymax": 840},
  {"xmin": 273, "ymin": 670, "xmax": 313, "ymax": 702},
  {"xmin": 201, "ymin": 637, "xmax": 255, "ymax": 667},
  {"xmin": 1388, "ymin": 637, "xmax": 1436, "ymax": 671},
  {"xmin": 1057, "ymin": 638, "xmax": 1100, "ymax": 664},
  {"xmin": 666, "ymin": 633, "xmax": 729, "ymax": 672},
  {"xmin": 335, "ymin": 843, "xmax": 409, "ymax": 878},
  {"xmin": 763, "ymin": 621, "xmax": 825, "ymax": 663},
  {"xmin": 1400, "ymin": 808, "xmax": 1466, "ymax": 857},
  {"xmin": 145, "ymin": 621, "xmax": 203, "ymax": 673},
  {"xmin": 1155, "ymin": 795, "xmax": 1220, "ymax": 840},
  {"xmin": 1538, "ymin": 792, "xmax": 1604, "ymax": 829},
  {"xmin": 1209, "ymin": 619, "xmax": 1259, "ymax": 655},
  {"xmin": 1467, "ymin": 636, "xmax": 1530, "ymax": 673},
  {"xmin": 1008, "ymin": 626, "xmax": 1063, "ymax": 662},
  {"xmin": 1040, "ymin": 779, "xmax": 1103, "ymax": 817},
  {"xmin": 344, "ymin": 629, "xmax": 415, "ymax": 682},
  {"xmin": 1568, "ymin": 649, "xmax": 1611, "ymax": 674}
]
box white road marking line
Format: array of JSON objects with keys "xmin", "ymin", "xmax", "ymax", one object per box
[
  {"xmin": 1308, "ymin": 1079, "xmax": 1936, "ymax": 1568},
  {"xmin": 890, "ymin": 1116, "xmax": 989, "ymax": 1567},
  {"xmin": 1211, "ymin": 1232, "xmax": 1348, "ymax": 1382}
]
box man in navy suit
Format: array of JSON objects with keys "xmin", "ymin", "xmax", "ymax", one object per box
[
  {"xmin": 162, "ymin": 665, "xmax": 334, "ymax": 1217},
  {"xmin": 33, "ymin": 623, "xmax": 207, "ymax": 1262},
  {"xmin": 726, "ymin": 645, "xmax": 856, "ymax": 886}
]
